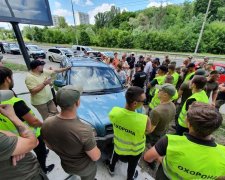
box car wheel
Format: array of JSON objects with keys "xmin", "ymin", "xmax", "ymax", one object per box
[{"xmin": 49, "ymin": 56, "xmax": 54, "ymax": 62}]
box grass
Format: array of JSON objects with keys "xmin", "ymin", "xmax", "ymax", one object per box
[{"xmin": 3, "ymin": 61, "xmax": 27, "ymax": 71}]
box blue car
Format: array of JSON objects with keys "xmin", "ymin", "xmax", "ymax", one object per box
[{"xmin": 54, "ymin": 57, "xmax": 126, "ymax": 149}]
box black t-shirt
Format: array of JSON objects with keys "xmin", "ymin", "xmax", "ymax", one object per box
[
  {"xmin": 154, "ymin": 133, "xmax": 217, "ymax": 179},
  {"xmin": 150, "ymin": 78, "xmax": 159, "ymax": 87},
  {"xmin": 126, "ymin": 56, "xmax": 135, "ymax": 69},
  {"xmin": 149, "ymin": 67, "xmax": 157, "ymax": 81},
  {"xmin": 13, "ymin": 100, "xmax": 31, "ymax": 121},
  {"xmin": 217, "ymin": 91, "xmax": 225, "ymax": 100},
  {"xmin": 136, "ymin": 61, "xmax": 146, "ymax": 71},
  {"xmin": 132, "ymin": 71, "xmax": 147, "ymax": 88},
  {"xmin": 185, "ymin": 98, "xmax": 196, "ymax": 111}
]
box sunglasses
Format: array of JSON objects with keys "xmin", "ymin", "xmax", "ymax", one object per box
[{"xmin": 136, "ymin": 99, "xmax": 146, "ymax": 103}]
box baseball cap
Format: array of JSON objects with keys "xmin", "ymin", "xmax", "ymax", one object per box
[
  {"xmin": 210, "ymin": 70, "xmax": 219, "ymax": 75},
  {"xmin": 156, "ymin": 83, "xmax": 176, "ymax": 97},
  {"xmin": 158, "ymin": 65, "xmax": 168, "ymax": 73},
  {"xmin": 195, "ymin": 69, "xmax": 206, "ymax": 76},
  {"xmin": 131, "ymin": 52, "xmax": 135, "ymax": 55},
  {"xmin": 56, "ymin": 85, "xmax": 83, "ymax": 108},
  {"xmin": 139, "ymin": 55, "xmax": 144, "ymax": 59},
  {"xmin": 30, "ymin": 60, "xmax": 46, "ymax": 69},
  {"xmin": 0, "ymin": 90, "xmax": 14, "ymax": 102},
  {"xmin": 187, "ymin": 63, "xmax": 195, "ymax": 68}
]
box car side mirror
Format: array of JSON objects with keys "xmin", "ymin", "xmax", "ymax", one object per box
[{"xmin": 54, "ymin": 79, "xmax": 66, "ymax": 87}]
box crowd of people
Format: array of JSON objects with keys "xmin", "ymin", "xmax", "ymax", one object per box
[
  {"xmin": 0, "ymin": 52, "xmax": 225, "ymax": 180},
  {"xmin": 104, "ymin": 53, "xmax": 225, "ymax": 179}
]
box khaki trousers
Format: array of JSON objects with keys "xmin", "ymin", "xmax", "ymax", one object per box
[{"xmin": 34, "ymin": 100, "xmax": 58, "ymax": 121}]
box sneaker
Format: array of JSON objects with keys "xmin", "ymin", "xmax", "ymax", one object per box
[
  {"xmin": 46, "ymin": 149, "xmax": 50, "ymax": 155},
  {"xmin": 133, "ymin": 170, "xmax": 138, "ymax": 179},
  {"xmin": 148, "ymin": 161, "xmax": 156, "ymax": 170},
  {"xmin": 44, "ymin": 164, "xmax": 55, "ymax": 174},
  {"xmin": 128, "ymin": 170, "xmax": 138, "ymax": 180},
  {"xmin": 104, "ymin": 160, "xmax": 115, "ymax": 176}
]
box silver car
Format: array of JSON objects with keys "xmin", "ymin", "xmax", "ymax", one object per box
[{"xmin": 3, "ymin": 43, "xmax": 21, "ymax": 54}]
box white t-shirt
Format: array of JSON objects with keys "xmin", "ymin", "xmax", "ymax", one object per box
[{"xmin": 144, "ymin": 61, "xmax": 152, "ymax": 75}]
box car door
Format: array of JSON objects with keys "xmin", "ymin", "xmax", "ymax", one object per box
[
  {"xmin": 52, "ymin": 49, "xmax": 63, "ymax": 62},
  {"xmin": 3, "ymin": 44, "xmax": 10, "ymax": 53},
  {"xmin": 215, "ymin": 65, "xmax": 225, "ymax": 84}
]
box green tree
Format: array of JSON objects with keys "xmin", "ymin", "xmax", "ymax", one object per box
[
  {"xmin": 95, "ymin": 12, "xmax": 107, "ymax": 29},
  {"xmin": 217, "ymin": 7, "xmax": 225, "ymax": 21},
  {"xmin": 58, "ymin": 16, "xmax": 68, "ymax": 28},
  {"xmin": 194, "ymin": 0, "xmax": 225, "ymax": 20},
  {"xmin": 79, "ymin": 31, "xmax": 90, "ymax": 46}
]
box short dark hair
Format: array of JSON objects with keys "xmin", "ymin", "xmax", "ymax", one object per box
[
  {"xmin": 168, "ymin": 64, "xmax": 176, "ymax": 71},
  {"xmin": 187, "ymin": 102, "xmax": 223, "ymax": 138},
  {"xmin": 0, "ymin": 67, "xmax": 13, "ymax": 86},
  {"xmin": 109, "ymin": 57, "xmax": 114, "ymax": 63},
  {"xmin": 125, "ymin": 86, "xmax": 144, "ymax": 105},
  {"xmin": 192, "ymin": 75, "xmax": 207, "ymax": 89}
]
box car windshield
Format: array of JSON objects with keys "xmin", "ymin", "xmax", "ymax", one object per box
[
  {"xmin": 86, "ymin": 47, "xmax": 92, "ymax": 51},
  {"xmin": 28, "ymin": 46, "xmax": 41, "ymax": 51},
  {"xmin": 10, "ymin": 44, "xmax": 18, "ymax": 48},
  {"xmin": 60, "ymin": 49, "xmax": 72, "ymax": 54},
  {"xmin": 70, "ymin": 66, "xmax": 122, "ymax": 93},
  {"xmin": 103, "ymin": 52, "xmax": 114, "ymax": 57}
]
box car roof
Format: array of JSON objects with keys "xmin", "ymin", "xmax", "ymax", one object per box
[
  {"xmin": 26, "ymin": 44, "xmax": 38, "ymax": 47},
  {"xmin": 213, "ymin": 62, "xmax": 225, "ymax": 67},
  {"xmin": 68, "ymin": 57, "xmax": 109, "ymax": 68}
]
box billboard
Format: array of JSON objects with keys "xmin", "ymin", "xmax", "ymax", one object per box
[{"xmin": 0, "ymin": 0, "xmax": 53, "ymax": 26}]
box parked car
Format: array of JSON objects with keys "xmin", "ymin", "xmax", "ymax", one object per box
[
  {"xmin": 195, "ymin": 61, "xmax": 225, "ymax": 84},
  {"xmin": 54, "ymin": 57, "xmax": 126, "ymax": 149},
  {"xmin": 101, "ymin": 51, "xmax": 114, "ymax": 58},
  {"xmin": 46, "ymin": 47, "xmax": 73, "ymax": 62},
  {"xmin": 87, "ymin": 51, "xmax": 102, "ymax": 61},
  {"xmin": 72, "ymin": 45, "xmax": 93, "ymax": 55},
  {"xmin": 3, "ymin": 43, "xmax": 21, "ymax": 54},
  {"xmin": 26, "ymin": 44, "xmax": 46, "ymax": 59}
]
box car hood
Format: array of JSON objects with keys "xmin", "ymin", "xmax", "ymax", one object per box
[
  {"xmin": 11, "ymin": 48, "xmax": 20, "ymax": 51},
  {"xmin": 78, "ymin": 90, "xmax": 125, "ymax": 137},
  {"xmin": 29, "ymin": 50, "xmax": 44, "ymax": 53}
]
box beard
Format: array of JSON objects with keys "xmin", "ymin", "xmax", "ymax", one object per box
[{"xmin": 9, "ymin": 82, "xmax": 14, "ymax": 90}]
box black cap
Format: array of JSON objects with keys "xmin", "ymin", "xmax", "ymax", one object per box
[
  {"xmin": 30, "ymin": 60, "xmax": 46, "ymax": 69},
  {"xmin": 158, "ymin": 65, "xmax": 168, "ymax": 73},
  {"xmin": 139, "ymin": 55, "xmax": 144, "ymax": 59},
  {"xmin": 187, "ymin": 63, "xmax": 195, "ymax": 68}
]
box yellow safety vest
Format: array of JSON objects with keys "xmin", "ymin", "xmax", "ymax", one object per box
[
  {"xmin": 149, "ymin": 89, "xmax": 178, "ymax": 109},
  {"xmin": 178, "ymin": 90, "xmax": 209, "ymax": 128},
  {"xmin": 184, "ymin": 72, "xmax": 195, "ymax": 82},
  {"xmin": 162, "ymin": 134, "xmax": 225, "ymax": 180},
  {"xmin": 171, "ymin": 72, "xmax": 179, "ymax": 86},
  {"xmin": 109, "ymin": 107, "xmax": 147, "ymax": 156},
  {"xmin": 0, "ymin": 97, "xmax": 41, "ymax": 137},
  {"xmin": 149, "ymin": 75, "xmax": 166, "ymax": 96}
]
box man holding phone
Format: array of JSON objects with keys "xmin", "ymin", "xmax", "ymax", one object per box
[{"xmin": 25, "ymin": 60, "xmax": 71, "ymax": 120}]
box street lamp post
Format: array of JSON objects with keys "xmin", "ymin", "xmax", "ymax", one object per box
[
  {"xmin": 194, "ymin": 0, "xmax": 212, "ymax": 54},
  {"xmin": 70, "ymin": 0, "xmax": 78, "ymax": 45}
]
